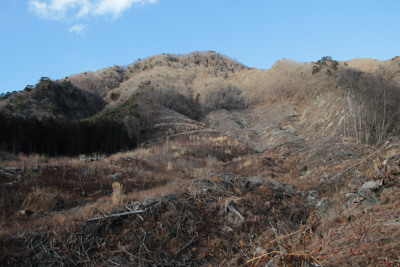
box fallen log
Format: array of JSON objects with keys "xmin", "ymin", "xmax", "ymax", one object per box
[
  {"xmin": 86, "ymin": 210, "xmax": 144, "ymax": 222},
  {"xmin": 2, "ymin": 167, "xmax": 21, "ymax": 171}
]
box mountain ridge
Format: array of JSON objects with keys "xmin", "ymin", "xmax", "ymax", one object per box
[{"xmin": 2, "ymin": 52, "xmax": 399, "ymax": 122}]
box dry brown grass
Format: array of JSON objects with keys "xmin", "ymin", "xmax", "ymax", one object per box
[
  {"xmin": 0, "ymin": 153, "xmax": 48, "ymax": 167},
  {"xmin": 248, "ymin": 213, "xmax": 322, "ymax": 267},
  {"xmin": 0, "ymin": 135, "xmax": 235, "ymax": 226},
  {"xmin": 70, "ymin": 52, "xmax": 399, "ymax": 114},
  {"xmin": 313, "ymin": 187, "xmax": 400, "ymax": 266}
]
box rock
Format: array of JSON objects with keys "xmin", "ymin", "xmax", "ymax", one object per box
[
  {"xmin": 358, "ymin": 190, "xmax": 380, "ymax": 205},
  {"xmin": 362, "ymin": 196, "xmax": 380, "ymax": 205},
  {"xmin": 355, "ymin": 180, "xmax": 383, "ymax": 205},
  {"xmin": 359, "ymin": 180, "xmax": 383, "ymax": 192}
]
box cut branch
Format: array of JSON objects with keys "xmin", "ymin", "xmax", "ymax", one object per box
[{"xmin": 86, "ymin": 210, "xmax": 144, "ymax": 222}]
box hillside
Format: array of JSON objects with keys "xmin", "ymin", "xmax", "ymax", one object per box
[
  {"xmin": 1, "ymin": 52, "xmax": 400, "ymax": 266},
  {"xmin": 0, "ymin": 77, "xmax": 106, "ymax": 120}
]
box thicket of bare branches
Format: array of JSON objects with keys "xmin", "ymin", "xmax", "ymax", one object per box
[
  {"xmin": 337, "ymin": 66, "xmax": 400, "ymax": 144},
  {"xmin": 67, "ymin": 65, "xmax": 126, "ymax": 98}
]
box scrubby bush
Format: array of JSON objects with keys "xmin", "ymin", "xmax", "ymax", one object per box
[
  {"xmin": 312, "ymin": 65, "xmax": 321, "ymax": 74},
  {"xmin": 110, "ymin": 91, "xmax": 120, "ymax": 101}
]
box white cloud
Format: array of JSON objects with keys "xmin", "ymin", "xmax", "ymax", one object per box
[
  {"xmin": 28, "ymin": 0, "xmax": 156, "ymax": 21},
  {"xmin": 29, "ymin": 0, "xmax": 91, "ymax": 20},
  {"xmin": 69, "ymin": 24, "xmax": 86, "ymax": 35},
  {"xmin": 94, "ymin": 0, "xmax": 157, "ymax": 18},
  {"xmin": 29, "ymin": 0, "xmax": 50, "ymax": 18}
]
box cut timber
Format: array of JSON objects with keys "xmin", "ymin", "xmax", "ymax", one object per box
[
  {"xmin": 225, "ymin": 202, "xmax": 245, "ymax": 221},
  {"xmin": 79, "ymin": 156, "xmax": 102, "ymax": 162},
  {"xmin": 86, "ymin": 210, "xmax": 144, "ymax": 222}
]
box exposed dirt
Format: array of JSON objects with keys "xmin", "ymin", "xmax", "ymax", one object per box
[{"xmin": 204, "ymin": 103, "xmax": 302, "ymax": 153}]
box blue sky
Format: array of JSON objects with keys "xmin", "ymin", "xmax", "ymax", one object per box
[{"xmin": 0, "ymin": 0, "xmax": 399, "ymax": 94}]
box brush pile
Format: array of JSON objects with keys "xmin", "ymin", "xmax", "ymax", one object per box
[{"xmin": 1, "ymin": 173, "xmax": 315, "ymax": 266}]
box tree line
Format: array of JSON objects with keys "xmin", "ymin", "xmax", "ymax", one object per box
[{"xmin": 0, "ymin": 112, "xmax": 136, "ymax": 157}]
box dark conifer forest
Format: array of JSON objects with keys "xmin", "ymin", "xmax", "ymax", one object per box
[{"xmin": 0, "ymin": 112, "xmax": 135, "ymax": 156}]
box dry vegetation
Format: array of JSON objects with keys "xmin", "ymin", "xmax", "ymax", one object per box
[
  {"xmin": 2, "ymin": 131, "xmax": 400, "ymax": 266},
  {"xmin": 1, "ymin": 53, "xmax": 400, "ymax": 266}
]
